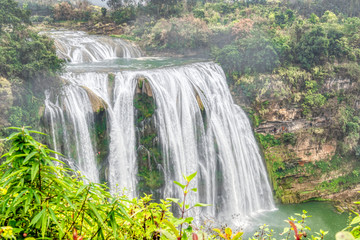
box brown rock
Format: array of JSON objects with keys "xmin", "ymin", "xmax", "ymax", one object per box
[
  {"xmin": 81, "ymin": 86, "xmax": 107, "ymax": 112},
  {"xmin": 136, "ymin": 77, "xmax": 153, "ymax": 97}
]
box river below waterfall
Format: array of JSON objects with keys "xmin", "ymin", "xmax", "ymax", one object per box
[
  {"xmin": 43, "ymin": 31, "xmax": 349, "ymax": 234},
  {"xmin": 242, "ymin": 201, "xmax": 348, "ymax": 238}
]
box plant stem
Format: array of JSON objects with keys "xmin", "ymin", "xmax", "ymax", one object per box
[
  {"xmin": 61, "ymin": 186, "xmax": 90, "ymax": 240},
  {"xmin": 90, "ymin": 201, "xmax": 117, "ymax": 239},
  {"xmin": 179, "ymin": 182, "xmax": 189, "ymax": 239}
]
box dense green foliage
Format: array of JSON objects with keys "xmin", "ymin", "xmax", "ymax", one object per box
[
  {"xmin": 0, "ymin": 128, "xmax": 355, "ymax": 240},
  {"xmin": 0, "ymin": 128, "xmax": 132, "ymax": 239},
  {"xmin": 0, "ymin": 0, "xmax": 64, "ymax": 140},
  {"xmin": 0, "ymin": 0, "xmax": 63, "ymax": 83},
  {"xmin": 0, "ymin": 128, "xmax": 202, "ymax": 239},
  {"xmin": 0, "ymin": 0, "xmax": 30, "ymax": 33},
  {"xmin": 0, "ymin": 30, "xmax": 63, "ymax": 82}
]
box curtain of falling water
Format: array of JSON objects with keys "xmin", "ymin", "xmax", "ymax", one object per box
[{"xmin": 44, "ymin": 31, "xmax": 274, "ymax": 220}]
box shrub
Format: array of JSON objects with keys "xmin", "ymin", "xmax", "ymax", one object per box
[
  {"xmin": 148, "ymin": 15, "xmax": 210, "ymax": 50},
  {"xmin": 231, "ymin": 18, "xmax": 254, "ymax": 39},
  {"xmin": 282, "ymin": 133, "xmax": 297, "ymax": 146},
  {"xmin": 52, "ymin": 2, "xmax": 74, "ymax": 21},
  {"xmin": 0, "ymin": 127, "xmax": 132, "ymax": 238},
  {"xmin": 0, "ymin": 30, "xmax": 64, "ymax": 83},
  {"xmin": 111, "ymin": 6, "xmax": 136, "ymax": 24},
  {"xmin": 215, "ymin": 31, "xmax": 279, "ymax": 75},
  {"xmin": 256, "ymin": 133, "xmax": 281, "ymax": 150},
  {"xmin": 295, "ymin": 26, "xmax": 329, "ymax": 70},
  {"xmin": 213, "ymin": 44, "xmax": 242, "ymax": 75},
  {"xmin": 0, "ymin": 128, "xmax": 209, "ymax": 239}
]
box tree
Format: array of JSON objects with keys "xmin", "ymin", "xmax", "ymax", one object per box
[
  {"xmin": 295, "ymin": 26, "xmax": 329, "ymax": 70},
  {"xmin": 214, "ymin": 44, "xmax": 242, "ymax": 74},
  {"xmin": 327, "ymin": 27, "xmax": 349, "ymax": 59},
  {"xmin": 238, "ymin": 32, "xmax": 280, "ymax": 73},
  {"xmin": 52, "ymin": 2, "xmax": 74, "ymax": 21},
  {"xmin": 101, "ymin": 7, "xmax": 107, "ymax": 17},
  {"xmin": 0, "ymin": 0, "xmax": 30, "ymax": 33},
  {"xmin": 0, "ymin": 30, "xmax": 64, "ymax": 82}
]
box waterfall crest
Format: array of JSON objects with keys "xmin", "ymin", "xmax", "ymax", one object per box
[
  {"xmin": 44, "ymin": 31, "xmax": 274, "ymax": 221},
  {"xmin": 47, "ymin": 31, "xmax": 141, "ymax": 63}
]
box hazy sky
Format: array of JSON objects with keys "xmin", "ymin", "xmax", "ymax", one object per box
[{"xmin": 88, "ymin": 0, "xmax": 107, "ymax": 7}]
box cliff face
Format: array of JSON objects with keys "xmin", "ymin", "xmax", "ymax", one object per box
[{"xmin": 231, "ymin": 68, "xmax": 360, "ymax": 210}]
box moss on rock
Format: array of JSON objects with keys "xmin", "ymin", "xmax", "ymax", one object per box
[{"xmin": 134, "ymin": 77, "xmax": 164, "ymax": 198}]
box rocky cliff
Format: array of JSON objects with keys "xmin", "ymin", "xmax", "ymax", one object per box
[{"xmin": 231, "ymin": 66, "xmax": 360, "ymax": 210}]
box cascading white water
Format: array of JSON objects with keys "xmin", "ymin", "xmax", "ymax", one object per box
[
  {"xmin": 45, "ymin": 82, "xmax": 99, "ymax": 183},
  {"xmin": 44, "ymin": 31, "xmax": 274, "ymax": 221},
  {"xmin": 115, "ymin": 63, "xmax": 275, "ymax": 218},
  {"xmin": 44, "ymin": 31, "xmax": 142, "ymax": 185},
  {"xmin": 62, "ymin": 72, "xmax": 138, "ymax": 197},
  {"xmin": 44, "ymin": 91, "xmax": 67, "ymax": 158},
  {"xmin": 47, "ymin": 31, "xmax": 141, "ymax": 63}
]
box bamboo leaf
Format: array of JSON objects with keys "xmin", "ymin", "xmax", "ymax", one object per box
[
  {"xmin": 186, "ymin": 172, "xmax": 197, "ymax": 182},
  {"xmin": 47, "ymin": 149, "xmax": 63, "ymax": 156},
  {"xmin": 232, "ymin": 231, "xmax": 244, "ymax": 240},
  {"xmin": 167, "ymin": 198, "xmax": 180, "ymax": 204},
  {"xmin": 28, "ymin": 130, "xmax": 47, "ymax": 136},
  {"xmin": 33, "ymin": 191, "xmax": 41, "ymax": 204},
  {"xmin": 163, "ymin": 220, "xmax": 179, "ymax": 237},
  {"xmin": 24, "ymin": 191, "xmax": 33, "ymax": 213},
  {"xmin": 173, "ymin": 181, "xmax": 186, "ymax": 190},
  {"xmin": 41, "ymin": 209, "xmax": 48, "ymax": 237},
  {"xmin": 160, "ymin": 230, "xmax": 177, "ymax": 240},
  {"xmin": 351, "ymin": 216, "xmax": 360, "ymax": 225},
  {"xmin": 49, "ymin": 208, "xmax": 64, "ymax": 235},
  {"xmin": 63, "ymin": 195, "xmax": 75, "ymax": 209},
  {"xmin": 6, "ymin": 131, "xmax": 22, "ymax": 140},
  {"xmin": 194, "ymin": 203, "xmax": 211, "ymax": 208},
  {"xmin": 30, "ymin": 208, "xmax": 46, "ymax": 226},
  {"xmin": 11, "ymin": 190, "xmax": 28, "ymax": 209},
  {"xmin": 76, "ymin": 185, "xmax": 88, "ymax": 196},
  {"xmin": 31, "ymin": 162, "xmax": 40, "ymax": 182},
  {"xmin": 24, "ymin": 151, "xmax": 37, "ymax": 164},
  {"xmin": 88, "ymin": 202, "xmax": 104, "ymax": 225}
]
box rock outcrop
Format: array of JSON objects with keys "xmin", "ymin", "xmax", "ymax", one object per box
[
  {"xmin": 82, "ymin": 86, "xmax": 107, "ymax": 112},
  {"xmin": 230, "ymin": 73, "xmax": 360, "ymax": 207}
]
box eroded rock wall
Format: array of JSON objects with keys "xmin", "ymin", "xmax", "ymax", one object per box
[{"xmin": 231, "ymin": 71, "xmax": 360, "ymax": 209}]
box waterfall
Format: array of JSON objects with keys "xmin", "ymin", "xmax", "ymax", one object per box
[
  {"xmin": 115, "ymin": 63, "xmax": 274, "ymax": 218},
  {"xmin": 47, "ymin": 31, "xmax": 141, "ymax": 63},
  {"xmin": 44, "ymin": 83, "xmax": 99, "ymax": 183},
  {"xmin": 44, "ymin": 31, "xmax": 274, "ymax": 221}
]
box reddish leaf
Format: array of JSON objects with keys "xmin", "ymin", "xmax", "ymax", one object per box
[{"xmin": 192, "ymin": 233, "xmax": 199, "ymax": 240}]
